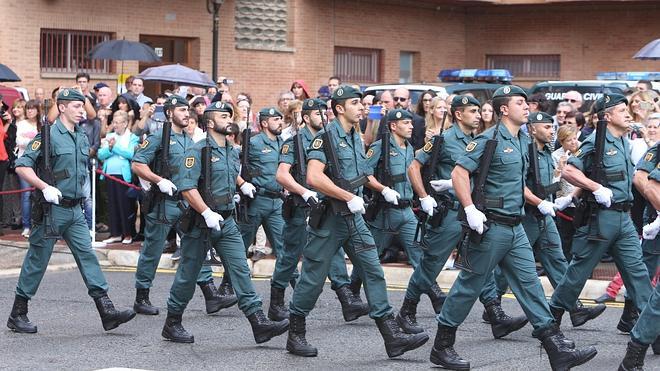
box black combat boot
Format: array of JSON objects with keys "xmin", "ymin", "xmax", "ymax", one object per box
[
  {"xmin": 335, "ymin": 285, "xmax": 369, "ymax": 322},
  {"xmin": 375, "ymin": 313, "xmax": 429, "ymax": 358},
  {"xmin": 247, "ymin": 309, "xmax": 289, "ymax": 344},
  {"xmin": 94, "ymin": 294, "xmax": 136, "ymax": 331},
  {"xmin": 618, "ymin": 340, "xmax": 648, "ymax": 371},
  {"xmin": 427, "ymin": 283, "xmax": 447, "ymax": 314},
  {"xmin": 538, "ymin": 325, "xmax": 597, "ymax": 371},
  {"xmin": 133, "ymin": 288, "xmax": 159, "ymax": 315},
  {"xmin": 268, "ymin": 286, "xmax": 289, "ymax": 321},
  {"xmin": 550, "ymin": 305, "xmax": 565, "ymax": 327},
  {"xmin": 7, "ymin": 295, "xmax": 37, "ymax": 333},
  {"xmin": 569, "ymin": 301, "xmax": 606, "ymax": 327},
  {"xmin": 286, "ymin": 314, "xmax": 317, "ymax": 357},
  {"xmin": 396, "ymin": 297, "xmax": 424, "ymax": 334},
  {"xmin": 198, "ymin": 280, "xmax": 237, "ymax": 314},
  {"xmin": 218, "ymin": 274, "xmax": 236, "ymax": 297},
  {"xmin": 617, "ymin": 299, "xmax": 639, "ymax": 333},
  {"xmin": 483, "ymin": 299, "xmax": 528, "ymax": 339},
  {"xmin": 349, "ymin": 277, "xmax": 362, "ymax": 297},
  {"xmin": 430, "ymin": 324, "xmax": 470, "ymax": 370},
  {"xmin": 162, "ymin": 312, "xmax": 194, "ymax": 343}
]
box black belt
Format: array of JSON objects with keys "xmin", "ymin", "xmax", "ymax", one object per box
[
  {"xmin": 603, "ymin": 201, "xmax": 633, "ymax": 212},
  {"xmin": 164, "ymin": 193, "xmax": 182, "ymax": 201},
  {"xmin": 258, "ymin": 189, "xmax": 282, "ymax": 199},
  {"xmin": 387, "ymin": 200, "xmax": 412, "ymax": 209},
  {"xmin": 58, "ymin": 198, "xmax": 83, "ymax": 208},
  {"xmin": 486, "ymin": 211, "xmax": 522, "ymax": 226},
  {"xmin": 211, "ymin": 209, "xmax": 235, "ymax": 219}
]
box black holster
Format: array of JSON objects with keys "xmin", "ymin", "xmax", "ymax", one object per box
[{"xmin": 308, "ymin": 202, "xmax": 327, "ymax": 229}]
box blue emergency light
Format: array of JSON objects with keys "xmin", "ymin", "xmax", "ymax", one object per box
[
  {"xmin": 596, "ymin": 72, "xmax": 660, "ymax": 81},
  {"xmin": 438, "ymin": 69, "xmax": 512, "ymax": 83}
]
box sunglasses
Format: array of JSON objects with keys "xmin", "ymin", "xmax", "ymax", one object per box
[{"xmin": 393, "ymin": 97, "xmax": 407, "ymax": 102}]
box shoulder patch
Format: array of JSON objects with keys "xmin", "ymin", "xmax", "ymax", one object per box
[
  {"xmin": 311, "ymin": 138, "xmax": 323, "ymax": 150},
  {"xmin": 281, "ymin": 144, "xmax": 290, "ymax": 155},
  {"xmin": 644, "ymin": 152, "xmax": 654, "ymax": 162},
  {"xmin": 31, "ymin": 140, "xmax": 41, "ymax": 151},
  {"xmin": 422, "ymin": 141, "xmax": 433, "ymax": 153},
  {"xmin": 366, "ymin": 148, "xmax": 375, "ymax": 158},
  {"xmin": 139, "ymin": 139, "xmax": 149, "ymax": 149},
  {"xmin": 185, "ymin": 157, "xmax": 195, "ymax": 168},
  {"xmin": 574, "ymin": 149, "xmax": 582, "ymax": 157},
  {"xmin": 465, "ymin": 141, "xmax": 477, "ymax": 152},
  {"xmin": 657, "ymin": 162, "xmax": 660, "ymax": 169}
]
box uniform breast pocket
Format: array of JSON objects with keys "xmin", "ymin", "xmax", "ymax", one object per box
[
  {"xmin": 338, "ymin": 151, "xmax": 356, "ymax": 176},
  {"xmin": 499, "ymin": 154, "xmax": 520, "ymax": 167}
]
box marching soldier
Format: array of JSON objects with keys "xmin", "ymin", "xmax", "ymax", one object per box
[
  {"xmin": 237, "ymin": 108, "xmax": 285, "ymax": 262},
  {"xmin": 131, "ymin": 94, "xmax": 235, "ymax": 316},
  {"xmin": 487, "ymin": 111, "xmax": 606, "ymax": 327},
  {"xmin": 632, "ymin": 143, "xmax": 659, "ymax": 284},
  {"xmin": 619, "ymin": 165, "xmax": 660, "ymax": 370},
  {"xmin": 548, "ymin": 94, "xmax": 653, "ymax": 332},
  {"xmin": 8, "ymin": 88, "xmax": 135, "ymax": 333},
  {"xmin": 431, "ymin": 86, "xmax": 596, "ymax": 370},
  {"xmin": 269, "ymin": 98, "xmax": 368, "ymax": 323},
  {"xmin": 162, "ymin": 101, "xmax": 289, "ymax": 344},
  {"xmin": 397, "ymin": 95, "xmax": 526, "ymax": 339},
  {"xmin": 286, "ymin": 85, "xmax": 429, "ymax": 358}
]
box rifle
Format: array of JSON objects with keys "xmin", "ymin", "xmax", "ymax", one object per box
[
  {"xmin": 573, "ymin": 95, "xmax": 608, "ymax": 241},
  {"xmin": 282, "ymin": 112, "xmax": 317, "ymax": 220},
  {"xmin": 199, "ymin": 116, "xmax": 222, "ymax": 265},
  {"xmin": 143, "ymin": 120, "xmax": 172, "ymax": 224},
  {"xmin": 36, "ymin": 99, "xmax": 61, "ymax": 239},
  {"xmin": 364, "ymin": 113, "xmax": 393, "ymax": 223},
  {"xmin": 236, "ymin": 128, "xmax": 252, "ymax": 223},
  {"xmin": 455, "ymin": 120, "xmax": 502, "ymax": 273}
]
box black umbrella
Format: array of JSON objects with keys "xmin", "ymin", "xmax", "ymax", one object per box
[
  {"xmin": 87, "ymin": 39, "xmax": 161, "ymax": 62},
  {"xmin": 633, "ymin": 38, "xmax": 660, "ymax": 60},
  {"xmin": 0, "ymin": 63, "xmax": 21, "ymax": 82}
]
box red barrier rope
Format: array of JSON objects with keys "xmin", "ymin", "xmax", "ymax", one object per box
[
  {"xmin": 95, "ymin": 169, "xmax": 142, "ymax": 190},
  {"xmin": 0, "ymin": 187, "xmax": 35, "ymax": 196}
]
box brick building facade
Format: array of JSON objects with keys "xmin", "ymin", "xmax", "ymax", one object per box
[{"xmin": 1, "ymin": 0, "xmax": 659, "ymax": 109}]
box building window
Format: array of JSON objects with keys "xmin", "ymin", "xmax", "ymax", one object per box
[
  {"xmin": 400, "ymin": 52, "xmax": 414, "ymax": 83},
  {"xmin": 486, "ymin": 54, "xmax": 560, "ymax": 79},
  {"xmin": 40, "ymin": 29, "xmax": 112, "ymax": 74},
  {"xmin": 334, "ymin": 47, "xmax": 381, "ymax": 84},
  {"xmin": 235, "ymin": 0, "xmax": 291, "ymax": 51}
]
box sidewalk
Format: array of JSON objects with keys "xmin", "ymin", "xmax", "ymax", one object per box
[{"xmin": 0, "ymin": 229, "xmax": 623, "ymax": 302}]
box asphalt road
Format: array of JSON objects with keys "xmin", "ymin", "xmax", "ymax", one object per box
[{"xmin": 0, "ymin": 268, "xmax": 658, "ymax": 371}]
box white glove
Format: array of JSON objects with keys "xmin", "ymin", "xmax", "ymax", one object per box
[
  {"xmin": 381, "ymin": 187, "xmax": 400, "ymax": 205},
  {"xmin": 420, "ymin": 195, "xmax": 437, "ymax": 216},
  {"xmin": 42, "ymin": 185, "xmax": 62, "ymax": 204},
  {"xmin": 465, "ymin": 204, "xmax": 487, "ymax": 234},
  {"xmin": 302, "ymin": 190, "xmax": 318, "ymax": 204},
  {"xmin": 537, "ymin": 200, "xmax": 556, "ymax": 217},
  {"xmin": 201, "ymin": 208, "xmax": 223, "ymax": 231},
  {"xmin": 347, "ymin": 196, "xmax": 366, "ymax": 214},
  {"xmin": 240, "ymin": 182, "xmax": 256, "ymax": 198},
  {"xmin": 233, "ymin": 194, "xmax": 241, "ymax": 203},
  {"xmin": 157, "ymin": 178, "xmax": 177, "ymax": 196},
  {"xmin": 642, "ymin": 215, "xmax": 660, "ymax": 240},
  {"xmin": 430, "ymin": 179, "xmax": 453, "ymax": 193},
  {"xmin": 593, "ymin": 186, "xmax": 613, "ymax": 208},
  {"xmin": 553, "ymin": 195, "xmax": 573, "ymax": 211}
]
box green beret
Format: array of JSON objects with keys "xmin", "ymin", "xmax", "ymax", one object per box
[
  {"xmin": 386, "ymin": 109, "xmax": 413, "ymax": 122},
  {"xmin": 528, "ymin": 111, "xmax": 553, "ymax": 124},
  {"xmin": 492, "ymin": 85, "xmax": 528, "ymax": 100},
  {"xmin": 56, "ymin": 88, "xmax": 85, "ymax": 102},
  {"xmin": 204, "ymin": 100, "xmax": 233, "ymax": 116},
  {"xmin": 331, "ymin": 85, "xmax": 363, "ymax": 101},
  {"xmin": 302, "ymin": 98, "xmax": 327, "ymax": 112},
  {"xmin": 259, "ymin": 107, "xmax": 283, "ymax": 120},
  {"xmin": 165, "ymin": 94, "xmax": 189, "ymax": 109},
  {"xmin": 594, "ymin": 93, "xmax": 628, "ymax": 113},
  {"xmin": 451, "ymin": 95, "xmax": 481, "ymax": 109}
]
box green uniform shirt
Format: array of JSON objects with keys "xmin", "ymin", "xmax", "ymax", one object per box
[
  {"xmin": 307, "ymin": 119, "xmax": 368, "ymax": 199},
  {"xmin": 526, "ymin": 144, "xmax": 556, "ymax": 201},
  {"xmin": 568, "ymin": 129, "xmax": 634, "ymax": 203},
  {"xmin": 416, "ymin": 124, "xmax": 473, "ymax": 200},
  {"xmin": 132, "ymin": 129, "xmax": 193, "ymax": 188},
  {"xmin": 247, "ymin": 132, "xmax": 282, "ymax": 193},
  {"xmin": 456, "ymin": 123, "xmax": 530, "ymax": 216},
  {"xmin": 16, "ymin": 118, "xmax": 90, "ymax": 199},
  {"xmin": 179, "ymin": 136, "xmax": 240, "ymax": 212},
  {"xmin": 636, "ymin": 143, "xmax": 658, "ymax": 173},
  {"xmin": 365, "ymin": 135, "xmax": 414, "ymax": 201},
  {"xmin": 279, "ymin": 126, "xmax": 314, "ymax": 189}
]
